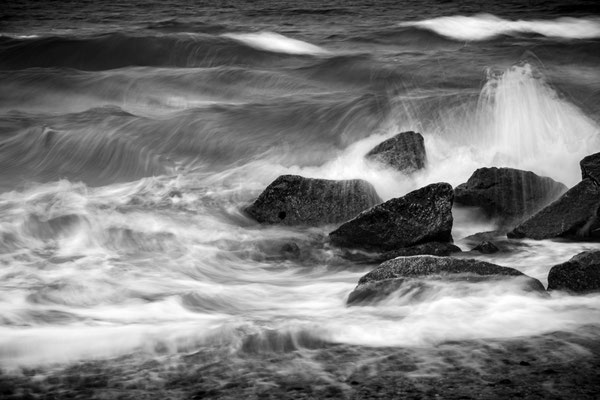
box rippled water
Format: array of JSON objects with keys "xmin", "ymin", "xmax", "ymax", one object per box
[{"xmin": 1, "ymin": 0, "xmax": 600, "ymax": 397}]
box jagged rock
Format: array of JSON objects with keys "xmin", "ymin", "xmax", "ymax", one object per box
[
  {"xmin": 462, "ymin": 231, "xmax": 531, "ymax": 253},
  {"xmin": 341, "ymin": 242, "xmax": 462, "ymax": 264},
  {"xmin": 245, "ymin": 175, "xmax": 381, "ymax": 226},
  {"xmin": 365, "ymin": 131, "xmax": 426, "ymax": 173},
  {"xmin": 347, "ymin": 256, "xmax": 545, "ymax": 305},
  {"xmin": 547, "ymin": 251, "xmax": 600, "ymax": 293},
  {"xmin": 454, "ymin": 167, "xmax": 567, "ymax": 225},
  {"xmin": 508, "ymin": 179, "xmax": 600, "ymax": 240},
  {"xmin": 329, "ymin": 183, "xmax": 453, "ymax": 251},
  {"xmin": 580, "ymin": 152, "xmax": 600, "ymax": 185},
  {"xmin": 472, "ymin": 241, "xmax": 500, "ymax": 254}
]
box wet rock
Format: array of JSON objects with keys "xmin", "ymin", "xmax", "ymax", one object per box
[
  {"xmin": 280, "ymin": 242, "xmax": 301, "ymax": 259},
  {"xmin": 508, "ymin": 179, "xmax": 600, "ymax": 240},
  {"xmin": 547, "ymin": 251, "xmax": 600, "ymax": 293},
  {"xmin": 462, "ymin": 231, "xmax": 530, "ymax": 253},
  {"xmin": 472, "ymin": 241, "xmax": 500, "ymax": 254},
  {"xmin": 245, "ymin": 175, "xmax": 381, "ymax": 226},
  {"xmin": 347, "ymin": 256, "xmax": 545, "ymax": 305},
  {"xmin": 454, "ymin": 167, "xmax": 567, "ymax": 225},
  {"xmin": 580, "ymin": 152, "xmax": 600, "ymax": 185},
  {"xmin": 329, "ymin": 182, "xmax": 453, "ymax": 251},
  {"xmin": 365, "ymin": 131, "xmax": 426, "ymax": 173}
]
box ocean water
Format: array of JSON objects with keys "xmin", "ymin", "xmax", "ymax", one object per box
[{"xmin": 1, "ymin": 0, "xmax": 600, "ymax": 397}]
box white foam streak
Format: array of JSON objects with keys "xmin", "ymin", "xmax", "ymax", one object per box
[
  {"xmin": 222, "ymin": 31, "xmax": 329, "ymax": 55},
  {"xmin": 399, "ymin": 14, "xmax": 600, "ymax": 41}
]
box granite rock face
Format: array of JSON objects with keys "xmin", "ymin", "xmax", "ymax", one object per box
[
  {"xmin": 365, "ymin": 131, "xmax": 426, "ymax": 173},
  {"xmin": 245, "ymin": 175, "xmax": 382, "ymax": 226},
  {"xmin": 347, "ymin": 256, "xmax": 545, "ymax": 305},
  {"xmin": 547, "ymin": 251, "xmax": 600, "ymax": 293},
  {"xmin": 329, "ymin": 182, "xmax": 453, "ymax": 251},
  {"xmin": 454, "ymin": 167, "xmax": 567, "ymax": 225},
  {"xmin": 580, "ymin": 152, "xmax": 600, "ymax": 185},
  {"xmin": 508, "ymin": 179, "xmax": 600, "ymax": 240}
]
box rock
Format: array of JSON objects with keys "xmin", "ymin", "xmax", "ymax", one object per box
[
  {"xmin": 365, "ymin": 131, "xmax": 426, "ymax": 173},
  {"xmin": 341, "ymin": 242, "xmax": 462, "ymax": 264},
  {"xmin": 508, "ymin": 179, "xmax": 600, "ymax": 240},
  {"xmin": 472, "ymin": 241, "xmax": 500, "ymax": 254},
  {"xmin": 280, "ymin": 242, "xmax": 301, "ymax": 259},
  {"xmin": 454, "ymin": 167, "xmax": 567, "ymax": 225},
  {"xmin": 245, "ymin": 175, "xmax": 381, "ymax": 226},
  {"xmin": 547, "ymin": 251, "xmax": 600, "ymax": 293},
  {"xmin": 462, "ymin": 230, "xmax": 531, "ymax": 253},
  {"xmin": 580, "ymin": 152, "xmax": 600, "ymax": 185},
  {"xmin": 329, "ymin": 182, "xmax": 453, "ymax": 251},
  {"xmin": 347, "ymin": 256, "xmax": 545, "ymax": 305}
]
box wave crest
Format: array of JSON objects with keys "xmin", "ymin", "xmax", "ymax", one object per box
[{"xmin": 399, "ymin": 14, "xmax": 600, "ymax": 41}]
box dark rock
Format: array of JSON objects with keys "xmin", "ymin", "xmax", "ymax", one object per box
[
  {"xmin": 462, "ymin": 231, "xmax": 531, "ymax": 253},
  {"xmin": 245, "ymin": 175, "xmax": 381, "ymax": 226},
  {"xmin": 365, "ymin": 131, "xmax": 426, "ymax": 173},
  {"xmin": 329, "ymin": 182, "xmax": 453, "ymax": 251},
  {"xmin": 472, "ymin": 241, "xmax": 500, "ymax": 254},
  {"xmin": 454, "ymin": 167, "xmax": 567, "ymax": 225},
  {"xmin": 580, "ymin": 152, "xmax": 600, "ymax": 185},
  {"xmin": 280, "ymin": 242, "xmax": 301, "ymax": 259},
  {"xmin": 347, "ymin": 256, "xmax": 545, "ymax": 305},
  {"xmin": 547, "ymin": 251, "xmax": 600, "ymax": 293},
  {"xmin": 508, "ymin": 179, "xmax": 600, "ymax": 240}
]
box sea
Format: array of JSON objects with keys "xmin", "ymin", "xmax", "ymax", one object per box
[{"xmin": 1, "ymin": 0, "xmax": 600, "ymax": 398}]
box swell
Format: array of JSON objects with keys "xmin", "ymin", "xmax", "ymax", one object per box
[
  {"xmin": 0, "ymin": 88, "xmax": 391, "ymax": 187},
  {"xmin": 0, "ymin": 32, "xmax": 320, "ymax": 71}
]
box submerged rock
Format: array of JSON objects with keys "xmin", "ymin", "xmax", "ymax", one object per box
[
  {"xmin": 454, "ymin": 167, "xmax": 566, "ymax": 225},
  {"xmin": 365, "ymin": 131, "xmax": 426, "ymax": 173},
  {"xmin": 580, "ymin": 152, "xmax": 600, "ymax": 185},
  {"xmin": 547, "ymin": 251, "xmax": 600, "ymax": 293},
  {"xmin": 347, "ymin": 256, "xmax": 545, "ymax": 305},
  {"xmin": 329, "ymin": 182, "xmax": 453, "ymax": 251},
  {"xmin": 245, "ymin": 175, "xmax": 381, "ymax": 226},
  {"xmin": 472, "ymin": 241, "xmax": 500, "ymax": 254},
  {"xmin": 341, "ymin": 242, "xmax": 462, "ymax": 264},
  {"xmin": 508, "ymin": 179, "xmax": 600, "ymax": 240}
]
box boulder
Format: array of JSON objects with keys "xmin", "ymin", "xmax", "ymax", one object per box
[
  {"xmin": 329, "ymin": 182, "xmax": 453, "ymax": 251},
  {"xmin": 454, "ymin": 167, "xmax": 567, "ymax": 225},
  {"xmin": 508, "ymin": 179, "xmax": 600, "ymax": 240},
  {"xmin": 245, "ymin": 175, "xmax": 381, "ymax": 226},
  {"xmin": 365, "ymin": 131, "xmax": 426, "ymax": 173},
  {"xmin": 580, "ymin": 152, "xmax": 600, "ymax": 185},
  {"xmin": 347, "ymin": 255, "xmax": 545, "ymax": 305},
  {"xmin": 547, "ymin": 251, "xmax": 600, "ymax": 293}
]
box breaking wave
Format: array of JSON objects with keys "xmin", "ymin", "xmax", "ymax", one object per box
[{"xmin": 399, "ymin": 14, "xmax": 600, "ymax": 41}]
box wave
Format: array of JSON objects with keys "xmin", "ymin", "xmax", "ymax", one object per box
[
  {"xmin": 398, "ymin": 14, "xmax": 600, "ymax": 41},
  {"xmin": 221, "ymin": 31, "xmax": 329, "ymax": 55},
  {"xmin": 0, "ymin": 32, "xmax": 318, "ymax": 71}
]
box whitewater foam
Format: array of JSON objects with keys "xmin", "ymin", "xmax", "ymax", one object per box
[
  {"xmin": 222, "ymin": 31, "xmax": 329, "ymax": 55},
  {"xmin": 399, "ymin": 14, "xmax": 600, "ymax": 41}
]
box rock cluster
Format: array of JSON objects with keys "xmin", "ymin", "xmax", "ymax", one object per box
[{"xmin": 244, "ymin": 136, "xmax": 600, "ymax": 302}]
